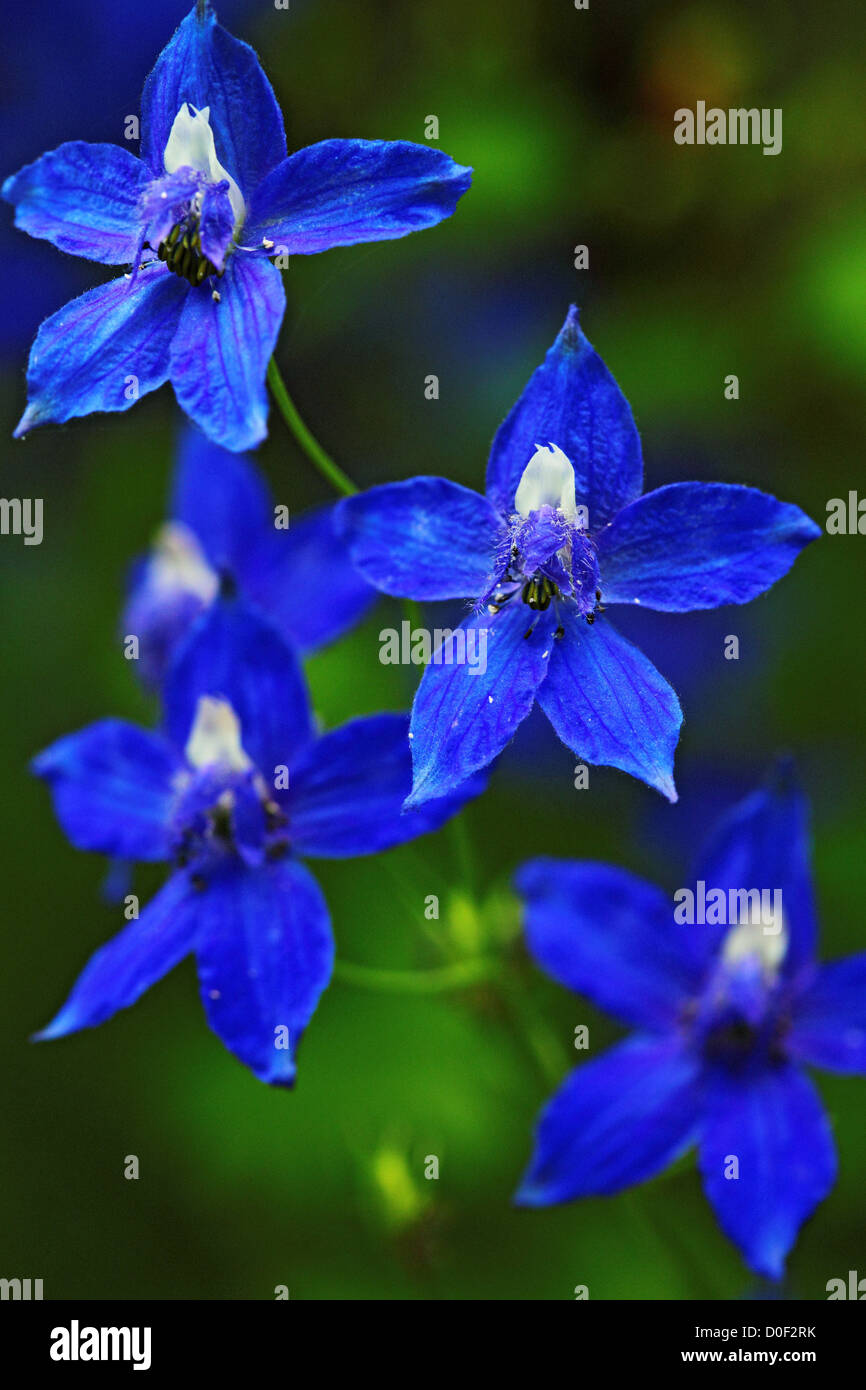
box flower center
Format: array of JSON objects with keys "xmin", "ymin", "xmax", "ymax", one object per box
[
  {"xmin": 141, "ymin": 104, "xmax": 245, "ymax": 288},
  {"xmin": 485, "ymin": 445, "xmax": 600, "ymax": 623},
  {"xmin": 163, "ymin": 104, "xmax": 244, "ymax": 227},
  {"xmin": 157, "ymin": 212, "xmax": 225, "ymax": 286},
  {"xmin": 690, "ymin": 908, "xmax": 790, "ymax": 1065},
  {"xmin": 172, "ymin": 697, "xmax": 288, "ymax": 877}
]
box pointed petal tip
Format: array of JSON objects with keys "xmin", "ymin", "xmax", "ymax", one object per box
[
  {"xmin": 766, "ymin": 753, "xmax": 800, "ymax": 797},
  {"xmin": 31, "ymin": 1015, "xmax": 69, "ymax": 1043},
  {"xmin": 13, "ymin": 405, "xmax": 40, "ymax": 439},
  {"xmin": 263, "ymin": 1066, "xmax": 297, "ymax": 1089},
  {"xmin": 661, "ymin": 775, "xmax": 679, "ymax": 804},
  {"xmin": 559, "ymin": 303, "xmax": 582, "ymax": 348},
  {"xmin": 401, "ymin": 786, "xmax": 431, "ymax": 813},
  {"xmin": 512, "ymin": 1178, "xmax": 545, "ymax": 1208}
]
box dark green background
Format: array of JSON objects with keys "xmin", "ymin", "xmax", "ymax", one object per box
[{"xmin": 1, "ymin": 0, "xmax": 864, "ymax": 1299}]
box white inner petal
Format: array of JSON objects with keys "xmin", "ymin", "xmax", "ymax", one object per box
[
  {"xmin": 148, "ymin": 522, "xmax": 219, "ymax": 605},
  {"xmin": 722, "ymin": 908, "xmax": 788, "ymax": 977},
  {"xmin": 185, "ymin": 696, "xmax": 252, "ymax": 773},
  {"xmin": 514, "ymin": 444, "xmax": 578, "ymax": 520},
  {"xmin": 163, "ymin": 103, "xmax": 245, "ymax": 229}
]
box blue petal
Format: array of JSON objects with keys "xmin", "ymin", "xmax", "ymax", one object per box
[
  {"xmin": 788, "ymin": 955, "xmax": 866, "ymax": 1074},
  {"xmin": 405, "ymin": 604, "xmax": 556, "ymax": 807},
  {"xmin": 517, "ymin": 858, "xmax": 708, "ymax": 1030},
  {"xmin": 35, "ymin": 871, "xmax": 199, "ymax": 1040},
  {"xmin": 13, "ymin": 264, "xmax": 186, "ymax": 438},
  {"xmin": 198, "ymin": 179, "xmax": 235, "ymax": 270},
  {"xmin": 246, "ymin": 139, "xmax": 472, "ymax": 252},
  {"xmin": 195, "ymin": 857, "xmax": 334, "ymax": 1086},
  {"xmin": 597, "ymin": 483, "xmax": 821, "ymax": 611},
  {"xmin": 694, "ymin": 762, "xmax": 817, "ymax": 982},
  {"xmin": 122, "ymin": 560, "xmax": 212, "ymax": 690},
  {"xmin": 698, "ymin": 1062, "xmax": 836, "ymax": 1279},
  {"xmin": 32, "ymin": 719, "xmax": 181, "ymax": 861},
  {"xmin": 336, "ymin": 477, "xmax": 499, "ymax": 600},
  {"xmin": 248, "ymin": 504, "xmax": 376, "ymax": 653},
  {"xmin": 515, "ymin": 1035, "xmax": 701, "ymax": 1205},
  {"xmin": 164, "ymin": 599, "xmax": 313, "ymax": 774},
  {"xmin": 140, "ymin": 4, "xmax": 286, "ymax": 197},
  {"xmin": 171, "ymin": 426, "xmax": 271, "ymax": 575},
  {"xmin": 289, "ymin": 713, "xmax": 485, "ymax": 858},
  {"xmin": 3, "ymin": 142, "xmax": 151, "ymax": 264},
  {"xmin": 536, "ymin": 610, "xmax": 682, "ymax": 801},
  {"xmin": 169, "ymin": 251, "xmax": 284, "ymax": 451},
  {"xmin": 485, "ymin": 306, "xmax": 643, "ymax": 525}
]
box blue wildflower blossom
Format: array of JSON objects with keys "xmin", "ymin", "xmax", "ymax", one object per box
[
  {"xmin": 337, "ymin": 307, "xmax": 820, "ymax": 804},
  {"xmin": 3, "ymin": 3, "xmax": 472, "ymax": 452},
  {"xmin": 514, "ymin": 765, "xmax": 866, "ymax": 1279},
  {"xmin": 32, "ymin": 600, "xmax": 482, "ymax": 1085},
  {"xmin": 124, "ymin": 427, "xmax": 375, "ymax": 685}
]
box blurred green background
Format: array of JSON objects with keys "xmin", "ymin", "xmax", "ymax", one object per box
[{"xmin": 2, "ymin": 0, "xmax": 865, "ymax": 1299}]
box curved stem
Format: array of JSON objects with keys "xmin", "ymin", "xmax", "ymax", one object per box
[
  {"xmin": 334, "ymin": 956, "xmax": 500, "ymax": 994},
  {"xmin": 267, "ymin": 356, "xmax": 358, "ymax": 498}
]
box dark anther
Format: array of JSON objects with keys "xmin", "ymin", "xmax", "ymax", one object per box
[
  {"xmin": 157, "ymin": 220, "xmax": 225, "ymax": 287},
  {"xmin": 521, "ymin": 576, "xmax": 559, "ymax": 610},
  {"xmin": 209, "ymin": 802, "xmax": 233, "ymax": 842},
  {"xmin": 218, "ymin": 569, "xmax": 238, "ymax": 600},
  {"xmin": 554, "ymin": 624, "xmax": 565, "ymax": 639},
  {"xmin": 595, "ymin": 589, "xmax": 602, "ymax": 601},
  {"xmin": 586, "ymin": 612, "xmax": 595, "ymax": 625},
  {"xmin": 265, "ymin": 839, "xmax": 290, "ymax": 862},
  {"xmin": 264, "ymin": 800, "xmax": 288, "ymax": 831}
]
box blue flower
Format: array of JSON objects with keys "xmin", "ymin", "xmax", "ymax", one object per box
[
  {"xmin": 514, "ymin": 764, "xmax": 865, "ymax": 1279},
  {"xmin": 124, "ymin": 427, "xmax": 375, "ymax": 684},
  {"xmin": 337, "ymin": 307, "xmax": 820, "ymax": 804},
  {"xmin": 3, "ymin": 3, "xmax": 472, "ymax": 451},
  {"xmin": 32, "ymin": 600, "xmax": 482, "ymax": 1085}
]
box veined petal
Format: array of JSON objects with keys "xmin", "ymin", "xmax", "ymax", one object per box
[
  {"xmin": 13, "ymin": 264, "xmax": 186, "ymax": 438},
  {"xmin": 536, "ymin": 611, "xmax": 682, "ymax": 801},
  {"xmin": 247, "ymin": 504, "xmax": 376, "ymax": 653},
  {"xmin": 140, "ymin": 5, "xmax": 286, "ymax": 198},
  {"xmin": 246, "ymin": 139, "xmax": 472, "ymax": 252},
  {"xmin": 3, "ymin": 142, "xmax": 151, "ymax": 264},
  {"xmin": 164, "ymin": 599, "xmax": 313, "ymax": 775},
  {"xmin": 198, "ymin": 177, "xmax": 236, "ymax": 270},
  {"xmin": 694, "ymin": 762, "xmax": 817, "ymax": 982},
  {"xmin": 788, "ymin": 955, "xmax": 866, "ymax": 1074},
  {"xmin": 515, "ymin": 1035, "xmax": 701, "ymax": 1205},
  {"xmin": 485, "ymin": 306, "xmax": 643, "ymax": 526},
  {"xmin": 406, "ymin": 604, "xmax": 556, "ymax": 807},
  {"xmin": 289, "ymin": 713, "xmax": 485, "ymax": 858},
  {"xmin": 195, "ymin": 858, "xmax": 334, "ymax": 1086},
  {"xmin": 597, "ymin": 483, "xmax": 821, "ymax": 611},
  {"xmin": 35, "ymin": 871, "xmax": 199, "ymax": 1039},
  {"xmin": 698, "ymin": 1062, "xmax": 836, "ymax": 1279},
  {"xmin": 336, "ymin": 477, "xmax": 499, "ymax": 600},
  {"xmin": 171, "ymin": 426, "xmax": 272, "ymax": 576},
  {"xmin": 517, "ymin": 859, "xmax": 706, "ymax": 1030},
  {"xmin": 169, "ymin": 252, "xmax": 284, "ymax": 452},
  {"xmin": 32, "ymin": 719, "xmax": 181, "ymax": 861}
]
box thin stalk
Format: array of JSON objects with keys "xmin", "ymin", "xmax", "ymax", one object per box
[
  {"xmin": 267, "ymin": 356, "xmax": 358, "ymax": 498},
  {"xmin": 334, "ymin": 956, "xmax": 501, "ymax": 995}
]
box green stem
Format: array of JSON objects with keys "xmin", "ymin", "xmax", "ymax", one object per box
[
  {"xmin": 267, "ymin": 356, "xmax": 358, "ymax": 498},
  {"xmin": 334, "ymin": 956, "xmax": 500, "ymax": 995},
  {"xmin": 499, "ymin": 980, "xmax": 568, "ymax": 1088}
]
